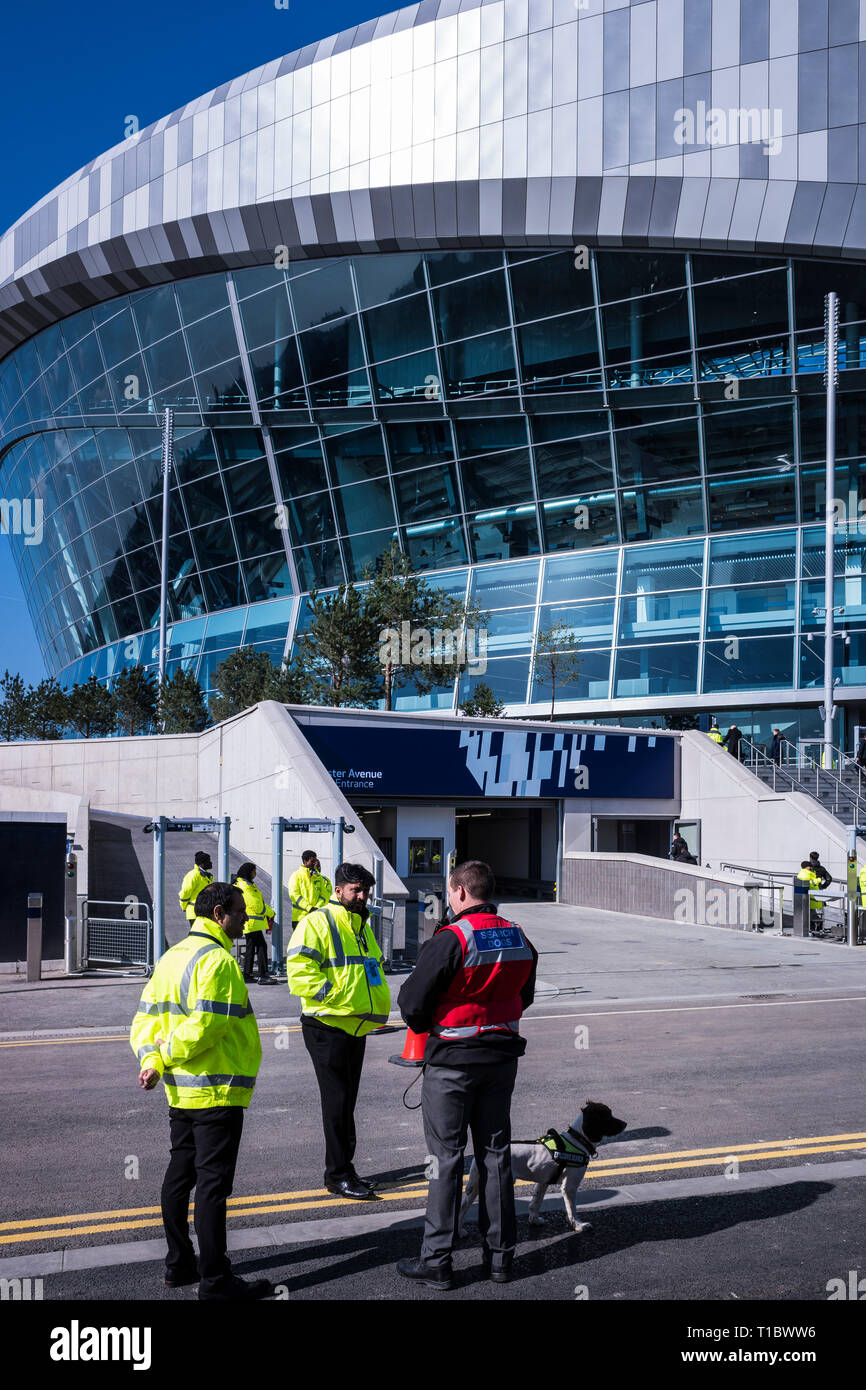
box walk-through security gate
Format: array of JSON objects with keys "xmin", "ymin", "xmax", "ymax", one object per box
[
  {"xmin": 145, "ymin": 816, "xmax": 230, "ymax": 960},
  {"xmin": 270, "ymin": 816, "xmax": 355, "ymax": 968}
]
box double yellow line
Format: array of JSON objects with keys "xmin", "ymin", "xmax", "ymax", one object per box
[{"xmin": 3, "ymin": 1129, "xmax": 865, "ymax": 1248}]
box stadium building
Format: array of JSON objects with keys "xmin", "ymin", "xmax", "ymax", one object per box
[{"xmin": 2, "ymin": 0, "xmax": 866, "ymax": 752}]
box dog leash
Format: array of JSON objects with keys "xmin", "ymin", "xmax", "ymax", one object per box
[{"xmin": 401, "ymin": 1065, "xmax": 425, "ymax": 1110}]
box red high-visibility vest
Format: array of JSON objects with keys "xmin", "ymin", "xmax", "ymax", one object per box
[{"xmin": 430, "ymin": 913, "xmax": 534, "ymax": 1040}]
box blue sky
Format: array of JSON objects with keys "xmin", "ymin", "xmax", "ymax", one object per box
[{"xmin": 0, "ymin": 0, "xmax": 398, "ymax": 685}]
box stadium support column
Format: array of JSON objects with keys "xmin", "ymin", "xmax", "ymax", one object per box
[
  {"xmin": 158, "ymin": 408, "xmax": 174, "ymax": 697},
  {"xmin": 824, "ymin": 294, "xmax": 839, "ymax": 765}
]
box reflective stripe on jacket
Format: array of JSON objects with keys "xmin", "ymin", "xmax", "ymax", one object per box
[
  {"xmin": 430, "ymin": 912, "xmax": 534, "ymax": 1040},
  {"xmin": 285, "ymin": 899, "xmax": 391, "ymax": 1037},
  {"xmin": 288, "ymin": 867, "xmax": 332, "ymax": 923},
  {"xmin": 129, "ymin": 917, "xmax": 262, "ymax": 1108},
  {"xmin": 796, "ymin": 868, "xmax": 822, "ymax": 911},
  {"xmin": 235, "ymin": 877, "xmax": 275, "ymax": 934},
  {"xmin": 179, "ymin": 867, "xmax": 213, "ymax": 922}
]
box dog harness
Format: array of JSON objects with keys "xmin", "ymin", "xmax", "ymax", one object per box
[{"xmin": 537, "ymin": 1127, "xmax": 597, "ymax": 1181}]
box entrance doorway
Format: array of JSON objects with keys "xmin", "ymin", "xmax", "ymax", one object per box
[
  {"xmin": 593, "ymin": 818, "xmax": 671, "ymax": 858},
  {"xmin": 455, "ymin": 805, "xmax": 556, "ymax": 899}
]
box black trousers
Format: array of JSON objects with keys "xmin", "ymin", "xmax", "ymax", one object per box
[
  {"xmin": 301, "ymin": 1016, "xmax": 366, "ymax": 1184},
  {"xmin": 243, "ymin": 930, "xmax": 269, "ymax": 979},
  {"xmin": 161, "ymin": 1106, "xmax": 244, "ymax": 1296},
  {"xmin": 420, "ymin": 1059, "xmax": 518, "ymax": 1271}
]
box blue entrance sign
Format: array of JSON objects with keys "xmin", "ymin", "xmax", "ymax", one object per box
[{"xmin": 297, "ymin": 723, "xmax": 675, "ymax": 799}]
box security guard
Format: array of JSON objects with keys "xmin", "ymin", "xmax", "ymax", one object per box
[
  {"xmin": 796, "ymin": 860, "xmax": 823, "ymax": 931},
  {"xmin": 397, "ymin": 859, "xmax": 538, "ymax": 1289},
  {"xmin": 235, "ymin": 863, "xmax": 275, "ymax": 985},
  {"xmin": 285, "ymin": 862, "xmax": 390, "ymax": 1200},
  {"xmin": 707, "ymin": 720, "xmax": 723, "ymax": 745},
  {"xmin": 288, "ymin": 849, "xmax": 332, "ymax": 925},
  {"xmin": 129, "ymin": 880, "xmax": 270, "ymax": 1300},
  {"xmin": 859, "ymin": 861, "xmax": 866, "ymax": 907},
  {"xmin": 179, "ymin": 851, "xmax": 213, "ymax": 922}
]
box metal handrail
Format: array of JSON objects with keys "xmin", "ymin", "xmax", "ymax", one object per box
[{"xmin": 741, "ymin": 736, "xmax": 866, "ymax": 825}]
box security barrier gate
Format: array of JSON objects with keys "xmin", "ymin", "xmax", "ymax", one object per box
[
  {"xmin": 144, "ymin": 815, "xmax": 230, "ymax": 961},
  {"xmin": 83, "ymin": 900, "xmax": 153, "ymax": 973}
]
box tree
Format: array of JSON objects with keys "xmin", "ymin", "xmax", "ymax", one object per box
[
  {"xmin": 24, "ymin": 677, "xmax": 69, "ymax": 740},
  {"xmin": 210, "ymin": 647, "xmax": 279, "ymax": 722},
  {"xmin": 157, "ymin": 669, "xmax": 210, "ymax": 733},
  {"xmin": 66, "ymin": 676, "xmax": 116, "ymax": 739},
  {"xmin": 458, "ymin": 682, "xmax": 505, "ymax": 718},
  {"xmin": 362, "ymin": 541, "xmax": 488, "ymax": 710},
  {"xmin": 0, "ymin": 670, "xmax": 29, "ymax": 741},
  {"xmin": 294, "ymin": 585, "xmax": 381, "ymax": 707},
  {"xmin": 532, "ymin": 621, "xmax": 582, "ymax": 721},
  {"xmin": 263, "ymin": 657, "xmax": 311, "ymax": 705},
  {"xmin": 113, "ymin": 666, "xmax": 157, "ymax": 736}
]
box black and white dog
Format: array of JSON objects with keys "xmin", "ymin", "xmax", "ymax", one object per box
[{"xmin": 459, "ymin": 1100, "xmax": 627, "ymax": 1235}]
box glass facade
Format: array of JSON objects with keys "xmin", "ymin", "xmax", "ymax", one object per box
[{"xmin": 1, "ymin": 247, "xmax": 865, "ymax": 719}]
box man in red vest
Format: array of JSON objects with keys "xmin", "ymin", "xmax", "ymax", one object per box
[{"xmin": 396, "ymin": 859, "xmax": 537, "ymax": 1289}]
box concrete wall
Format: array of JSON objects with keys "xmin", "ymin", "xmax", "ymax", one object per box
[{"xmin": 561, "ymin": 852, "xmax": 780, "ymax": 929}]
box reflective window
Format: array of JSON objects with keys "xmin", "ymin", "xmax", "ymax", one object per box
[
  {"xmin": 707, "ymin": 474, "xmax": 796, "ymax": 532},
  {"xmin": 243, "ymin": 555, "xmax": 293, "ymax": 603},
  {"xmin": 353, "ymin": 253, "xmax": 426, "ymax": 309},
  {"xmin": 461, "ymin": 450, "xmax": 533, "ymax": 509},
  {"xmin": 342, "ymin": 527, "xmax": 398, "ymax": 581},
  {"xmin": 614, "ymin": 643, "xmax": 698, "ymax": 696},
  {"xmin": 274, "ymin": 438, "xmax": 328, "ymax": 498},
  {"xmin": 333, "ymin": 478, "xmax": 396, "ymax": 536},
  {"xmin": 402, "ymin": 518, "xmax": 468, "ymax": 570},
  {"xmin": 532, "ymin": 414, "xmax": 613, "ymax": 495},
  {"xmin": 185, "ymin": 310, "xmax": 239, "ymax": 373},
  {"xmin": 704, "ymin": 635, "xmax": 794, "ymax": 691},
  {"xmin": 602, "ymin": 290, "xmax": 690, "ymax": 382},
  {"xmin": 706, "ymin": 583, "xmax": 796, "ymax": 636},
  {"xmin": 387, "ymin": 421, "xmax": 454, "ymax": 472},
  {"xmin": 709, "ymin": 530, "xmax": 797, "ymax": 585},
  {"xmin": 472, "ymin": 561, "xmax": 539, "ymax": 608},
  {"xmin": 615, "ymin": 409, "xmax": 701, "ymax": 485},
  {"xmin": 221, "ymin": 457, "xmax": 273, "ymax": 514},
  {"xmin": 621, "ymin": 539, "xmax": 704, "ymax": 593},
  {"xmin": 325, "ymin": 427, "xmax": 386, "ymax": 486},
  {"xmin": 618, "ymin": 590, "xmax": 702, "ymax": 644},
  {"xmin": 531, "ymin": 649, "xmax": 612, "ymax": 703},
  {"xmin": 293, "ymin": 540, "xmax": 344, "ymax": 590},
  {"xmin": 540, "ymin": 600, "xmax": 614, "ymax": 645},
  {"xmin": 143, "ymin": 333, "xmax": 192, "ymax": 393},
  {"xmin": 693, "ymin": 267, "xmax": 788, "ymax": 348},
  {"xmin": 290, "ymin": 263, "xmax": 355, "ymax": 332},
  {"xmin": 508, "ymin": 251, "xmax": 594, "ymax": 322},
  {"xmin": 283, "ymin": 491, "xmax": 336, "ymax": 546},
  {"xmin": 426, "ymin": 251, "xmax": 503, "ymax": 287},
  {"xmin": 469, "ymin": 508, "xmax": 540, "ymax": 562},
  {"xmin": 98, "ymin": 308, "xmax": 140, "ymax": 368},
  {"xmin": 234, "ymin": 505, "xmax": 284, "ymax": 560},
  {"xmin": 249, "ymin": 337, "xmax": 304, "ymax": 408},
  {"xmin": 457, "ymin": 657, "xmax": 530, "ymax": 705},
  {"xmin": 298, "ymin": 317, "xmax": 364, "ymax": 384},
  {"xmin": 371, "ymin": 348, "xmax": 440, "ymax": 403},
  {"xmin": 363, "ymin": 296, "xmax": 433, "ymax": 361},
  {"xmin": 799, "ymin": 391, "xmax": 865, "ymax": 465},
  {"xmin": 393, "ymin": 464, "xmax": 460, "ymax": 526},
  {"xmin": 542, "ymin": 549, "xmax": 618, "ymax": 602},
  {"xmin": 704, "ymin": 402, "xmax": 795, "ymax": 475},
  {"xmin": 517, "ymin": 309, "xmax": 600, "ymax": 391},
  {"xmin": 597, "ymin": 252, "xmax": 688, "ymax": 303},
  {"xmin": 541, "ymin": 493, "xmax": 618, "ymax": 552},
  {"xmin": 133, "ymin": 287, "xmax": 181, "ymax": 345},
  {"xmin": 439, "ymin": 329, "xmax": 516, "ymax": 397},
  {"xmin": 621, "ymin": 484, "xmax": 704, "ymax": 541},
  {"xmin": 238, "ymin": 284, "xmax": 292, "ymax": 351},
  {"xmin": 175, "ymin": 276, "xmax": 229, "ymax": 325}
]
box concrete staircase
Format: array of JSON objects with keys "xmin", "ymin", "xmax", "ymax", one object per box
[{"xmin": 744, "ymin": 754, "xmax": 866, "ymax": 831}]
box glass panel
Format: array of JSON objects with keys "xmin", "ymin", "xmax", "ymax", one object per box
[
  {"xmin": 708, "ymin": 530, "xmax": 797, "ymax": 585},
  {"xmin": 353, "ymin": 252, "xmax": 426, "ymax": 308},
  {"xmin": 298, "ymin": 317, "xmax": 364, "ymax": 383},
  {"xmin": 799, "ymin": 391, "xmax": 865, "ymax": 465},
  {"xmin": 801, "ymin": 578, "xmax": 866, "ymax": 629},
  {"xmin": 289, "ymin": 262, "xmax": 355, "ymax": 332},
  {"xmin": 614, "ymin": 643, "xmax": 699, "ymax": 696},
  {"xmin": 325, "ymin": 426, "xmax": 386, "ymax": 486},
  {"xmin": 184, "ymin": 309, "xmax": 239, "ymax": 372},
  {"xmin": 293, "ymin": 540, "xmax": 345, "ymax": 590},
  {"xmin": 283, "ymin": 491, "xmax": 336, "ymax": 546},
  {"xmin": 706, "ymin": 583, "xmax": 796, "ymax": 637},
  {"xmin": 602, "ymin": 290, "xmax": 690, "ymax": 384},
  {"xmin": 704, "ymin": 402, "xmax": 794, "ymax": 474},
  {"xmin": 508, "ymin": 250, "xmax": 594, "ymax": 322},
  {"xmin": 704, "ymin": 635, "xmax": 794, "ymax": 691},
  {"xmin": 621, "ymin": 484, "xmax": 704, "ymax": 541},
  {"xmin": 98, "ymin": 308, "xmax": 140, "ymax": 368},
  {"xmin": 531, "ymin": 648, "xmax": 612, "ymax": 703},
  {"xmin": 597, "ymin": 251, "xmax": 688, "ymax": 302},
  {"xmin": 542, "ymin": 549, "xmax": 618, "ymax": 602},
  {"xmin": 472, "ymin": 560, "xmax": 540, "ymax": 608},
  {"xmin": 794, "ymin": 261, "xmax": 866, "ymax": 332},
  {"xmin": 393, "ymin": 464, "xmax": 460, "ymax": 525},
  {"xmin": 249, "ymin": 337, "xmax": 305, "ymax": 408},
  {"xmin": 175, "ymin": 275, "xmax": 229, "ymax": 325},
  {"xmin": 618, "ymin": 590, "xmax": 702, "ymax": 644},
  {"xmin": 460, "ymin": 450, "xmax": 533, "ymax": 509},
  {"xmin": 202, "ymin": 608, "xmax": 247, "ymax": 653},
  {"xmin": 363, "ymin": 296, "xmax": 433, "ymax": 361},
  {"xmin": 469, "ymin": 507, "xmax": 540, "ymax": 562},
  {"xmin": 174, "ymin": 429, "xmax": 220, "ymax": 482},
  {"xmin": 439, "ymin": 329, "xmax": 517, "ymax": 398},
  {"xmin": 234, "ymin": 505, "xmax": 284, "ymax": 560},
  {"xmin": 387, "ymin": 421, "xmax": 454, "ymax": 472},
  {"xmin": 426, "ymin": 251, "xmax": 503, "ymax": 287},
  {"xmin": 133, "ymin": 286, "xmax": 181, "ymax": 345},
  {"xmin": 539, "ymin": 599, "xmax": 614, "ymax": 644},
  {"xmin": 200, "ymin": 562, "xmax": 247, "ymax": 610},
  {"xmin": 342, "ymin": 528, "xmax": 397, "ymax": 581},
  {"xmin": 402, "ymin": 518, "xmax": 468, "ymax": 570},
  {"xmin": 483, "ymin": 609, "xmax": 536, "ymax": 657},
  {"xmin": 621, "ymin": 539, "xmax": 704, "ymax": 593},
  {"xmin": 221, "ymin": 457, "xmax": 273, "ymax": 514},
  {"xmin": 190, "ymin": 518, "xmax": 239, "ymax": 570},
  {"xmin": 371, "ymin": 348, "xmax": 440, "ymax": 403},
  {"xmin": 540, "ymin": 492, "xmax": 619, "ymax": 551},
  {"xmin": 532, "ymin": 414, "xmax": 613, "ymax": 495},
  {"xmin": 457, "ymin": 657, "xmax": 530, "ymax": 705},
  {"xmin": 517, "ymin": 309, "xmax": 601, "ymax": 391},
  {"xmin": 238, "ymin": 284, "xmax": 292, "ymax": 351},
  {"xmin": 143, "ymin": 333, "xmax": 192, "ymax": 393},
  {"xmin": 243, "ymin": 598, "xmax": 294, "ymax": 643},
  {"xmin": 707, "ymin": 473, "xmax": 796, "ymax": 531},
  {"xmin": 333, "ymin": 477, "xmax": 396, "ymax": 536},
  {"xmin": 194, "ymin": 360, "xmax": 249, "ymax": 411},
  {"xmin": 242, "ymin": 555, "xmax": 293, "ymax": 603},
  {"xmin": 274, "ymin": 438, "xmax": 328, "ymax": 498},
  {"xmin": 615, "ymin": 409, "xmax": 701, "ymax": 484},
  {"xmin": 66, "ymin": 333, "xmax": 105, "ymax": 392},
  {"xmin": 234, "ymin": 266, "xmax": 287, "ymax": 299},
  {"xmin": 800, "ymin": 526, "xmax": 866, "ymax": 578}
]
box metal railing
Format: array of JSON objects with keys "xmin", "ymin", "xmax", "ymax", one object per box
[
  {"xmin": 741, "ymin": 737, "xmax": 866, "ymax": 826},
  {"xmin": 83, "ymin": 899, "xmax": 153, "ymax": 974}
]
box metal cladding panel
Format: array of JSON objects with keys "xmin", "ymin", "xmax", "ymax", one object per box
[{"xmin": 3, "ymin": 0, "xmax": 866, "ymax": 352}]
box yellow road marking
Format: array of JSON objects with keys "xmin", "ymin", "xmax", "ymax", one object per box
[{"xmin": 3, "ymin": 1132, "xmax": 866, "ymax": 1246}]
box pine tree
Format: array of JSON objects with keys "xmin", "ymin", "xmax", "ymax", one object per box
[
  {"xmin": 361, "ymin": 541, "xmax": 488, "ymax": 710},
  {"xmin": 295, "ymin": 585, "xmax": 381, "ymax": 707},
  {"xmin": 24, "ymin": 677, "xmax": 69, "ymax": 740},
  {"xmin": 113, "ymin": 666, "xmax": 158, "ymax": 736},
  {"xmin": 263, "ymin": 657, "xmax": 311, "ymax": 705},
  {"xmin": 66, "ymin": 676, "xmax": 116, "ymax": 739},
  {"xmin": 532, "ymin": 622, "xmax": 582, "ymax": 721},
  {"xmin": 210, "ymin": 647, "xmax": 281, "ymax": 721},
  {"xmin": 458, "ymin": 682, "xmax": 505, "ymax": 717},
  {"xmin": 0, "ymin": 670, "xmax": 30, "ymax": 741},
  {"xmin": 157, "ymin": 669, "xmax": 210, "ymax": 733}
]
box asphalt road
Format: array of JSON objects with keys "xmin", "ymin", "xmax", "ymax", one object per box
[{"xmin": 2, "ymin": 902, "xmax": 865, "ymax": 1306}]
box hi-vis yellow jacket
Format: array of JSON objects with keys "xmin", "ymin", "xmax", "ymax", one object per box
[
  {"xmin": 129, "ymin": 917, "xmax": 262, "ymax": 1108},
  {"xmin": 178, "ymin": 866, "xmax": 213, "ymax": 921},
  {"xmin": 858, "ymin": 864, "xmax": 866, "ymax": 905},
  {"xmin": 288, "ymin": 866, "xmax": 332, "ymax": 923},
  {"xmin": 285, "ymin": 900, "xmax": 391, "ymax": 1037},
  {"xmin": 796, "ymin": 867, "xmax": 822, "ymax": 911},
  {"xmin": 235, "ymin": 877, "xmax": 275, "ymax": 936}
]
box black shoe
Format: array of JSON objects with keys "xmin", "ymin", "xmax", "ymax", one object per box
[
  {"xmin": 198, "ymin": 1276, "xmax": 274, "ymax": 1301},
  {"xmin": 397, "ymin": 1257, "xmax": 454, "ymax": 1290},
  {"xmin": 349, "ymin": 1169, "xmax": 376, "ymax": 1191},
  {"xmin": 325, "ymin": 1177, "xmax": 379, "ymax": 1201},
  {"xmin": 256, "ymin": 976, "xmax": 274, "ymax": 984},
  {"xmin": 163, "ymin": 1263, "xmax": 199, "ymax": 1288},
  {"xmin": 481, "ymin": 1253, "xmax": 513, "ymax": 1284}
]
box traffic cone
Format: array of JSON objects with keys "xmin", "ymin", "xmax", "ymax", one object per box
[{"xmin": 388, "ymin": 1028, "xmax": 428, "ymax": 1066}]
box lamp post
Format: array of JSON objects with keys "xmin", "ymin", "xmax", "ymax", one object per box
[
  {"xmin": 823, "ymin": 293, "xmax": 839, "ymax": 766},
  {"xmin": 158, "ymin": 407, "xmax": 174, "ymax": 690}
]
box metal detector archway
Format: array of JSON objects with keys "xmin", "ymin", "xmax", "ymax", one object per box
[
  {"xmin": 270, "ymin": 816, "xmax": 355, "ymax": 967},
  {"xmin": 145, "ymin": 816, "xmax": 230, "ymax": 960}
]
